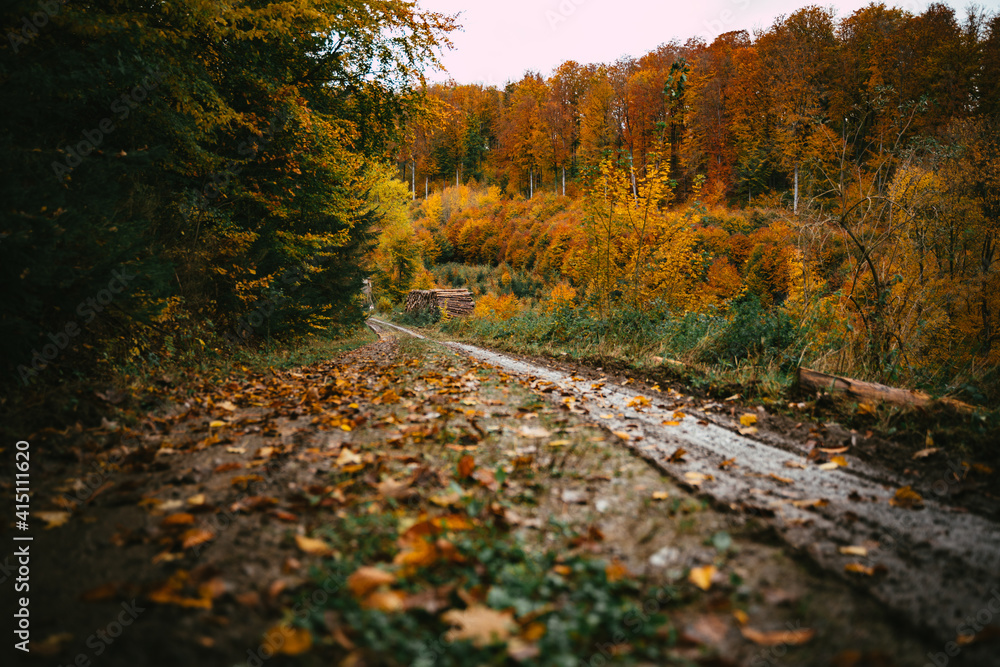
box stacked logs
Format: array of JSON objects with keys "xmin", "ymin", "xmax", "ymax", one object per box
[{"xmin": 405, "ymin": 289, "xmax": 475, "ymax": 317}]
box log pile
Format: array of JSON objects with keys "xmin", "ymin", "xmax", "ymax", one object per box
[{"xmin": 405, "ymin": 289, "xmax": 475, "ymax": 317}]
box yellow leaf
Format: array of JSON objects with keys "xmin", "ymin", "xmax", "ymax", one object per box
[
  {"xmin": 209, "ymin": 420, "xmax": 227, "ymax": 428},
  {"xmin": 36, "ymin": 511, "xmax": 71, "ymax": 529},
  {"xmin": 739, "ymin": 414, "xmax": 758, "ymax": 427},
  {"xmin": 688, "ymin": 565, "xmax": 716, "ymax": 591},
  {"xmin": 845, "ymin": 562, "xmax": 876, "ymax": 576},
  {"xmin": 187, "ymin": 494, "xmax": 207, "ymax": 506},
  {"xmin": 626, "ymin": 396, "xmax": 651, "ymax": 409},
  {"xmin": 831, "ymin": 456, "xmax": 848, "ymax": 467},
  {"xmin": 858, "ymin": 402, "xmax": 878, "ymax": 416},
  {"xmin": 839, "ymin": 546, "xmax": 868, "ymax": 557},
  {"xmin": 889, "ymin": 486, "xmax": 924, "ymax": 509},
  {"xmin": 652, "ymin": 491, "xmax": 670, "ymax": 501}
]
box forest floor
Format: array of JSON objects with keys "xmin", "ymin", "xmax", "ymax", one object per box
[{"xmin": 5, "ymin": 323, "xmax": 1000, "ymax": 667}]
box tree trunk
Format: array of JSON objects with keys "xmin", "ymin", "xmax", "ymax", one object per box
[
  {"xmin": 412, "ymin": 159, "xmax": 416, "ymax": 201},
  {"xmin": 562, "ymin": 165, "xmax": 566, "ymax": 197},
  {"xmin": 794, "ymin": 164, "xmax": 799, "ymax": 214}
]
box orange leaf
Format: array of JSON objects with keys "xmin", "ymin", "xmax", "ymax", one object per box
[
  {"xmin": 263, "ymin": 624, "xmax": 313, "ymax": 655},
  {"xmin": 457, "ymin": 455, "xmax": 476, "ymax": 479},
  {"xmin": 181, "ymin": 528, "xmax": 215, "ymax": 550},
  {"xmin": 889, "ymin": 486, "xmax": 924, "ymax": 509},
  {"xmin": 688, "ymin": 565, "xmax": 716, "ymax": 591},
  {"xmin": 363, "ymin": 590, "xmax": 406, "ymax": 613},
  {"xmin": 295, "ymin": 535, "xmax": 333, "ymax": 556},
  {"xmin": 162, "ymin": 513, "xmax": 195, "ymax": 527},
  {"xmin": 347, "ymin": 566, "xmax": 396, "ymax": 598},
  {"xmin": 605, "ymin": 559, "xmax": 629, "ymax": 582},
  {"xmin": 740, "ymin": 626, "xmax": 815, "ymax": 646}
]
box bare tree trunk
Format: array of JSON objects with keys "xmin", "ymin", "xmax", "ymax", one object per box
[
  {"xmin": 794, "ymin": 164, "xmax": 799, "ymax": 214},
  {"xmin": 412, "ymin": 159, "xmax": 416, "ymax": 201},
  {"xmin": 530, "ymin": 170, "xmax": 534, "ymax": 199},
  {"xmin": 562, "ymin": 165, "xmax": 566, "ymax": 196}
]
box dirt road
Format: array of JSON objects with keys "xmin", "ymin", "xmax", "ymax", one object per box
[{"xmin": 370, "ymin": 318, "xmax": 1000, "ymax": 660}]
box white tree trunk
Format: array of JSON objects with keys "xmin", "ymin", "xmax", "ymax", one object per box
[{"xmin": 794, "ymin": 164, "xmax": 799, "ymax": 214}]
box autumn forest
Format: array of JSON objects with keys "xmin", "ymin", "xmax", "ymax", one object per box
[
  {"xmin": 377, "ymin": 2, "xmax": 1000, "ymax": 404},
  {"xmin": 3, "ymin": 1, "xmax": 1000, "ymax": 666}
]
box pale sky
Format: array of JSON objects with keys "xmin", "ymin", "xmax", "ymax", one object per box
[{"xmin": 418, "ymin": 0, "xmax": 1000, "ymax": 85}]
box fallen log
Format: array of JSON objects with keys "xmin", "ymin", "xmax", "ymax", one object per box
[{"xmin": 796, "ymin": 368, "xmax": 974, "ymax": 412}]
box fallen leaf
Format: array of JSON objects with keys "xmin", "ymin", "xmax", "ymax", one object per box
[
  {"xmin": 718, "ymin": 458, "xmax": 737, "ymax": 470},
  {"xmin": 831, "ymin": 456, "xmax": 849, "ymax": 467},
  {"xmin": 858, "ymin": 402, "xmax": 878, "ymax": 416},
  {"xmin": 441, "ymin": 605, "xmax": 516, "ymax": 647},
  {"xmin": 605, "ymin": 559, "xmax": 630, "ymax": 582},
  {"xmin": 472, "ymin": 468, "xmax": 499, "ymax": 491},
  {"xmin": 363, "ymin": 590, "xmax": 406, "ymax": 613},
  {"xmin": 784, "ymin": 461, "xmax": 807, "ymax": 469},
  {"xmin": 80, "ymin": 583, "xmax": 118, "ymax": 602},
  {"xmin": 818, "ymin": 462, "xmax": 840, "ymax": 471},
  {"xmin": 845, "ymin": 563, "xmax": 876, "ymax": 576},
  {"xmin": 36, "ymin": 511, "xmax": 71, "ymax": 529},
  {"xmin": 518, "ymin": 426, "xmax": 552, "ymax": 439},
  {"xmin": 839, "ymin": 546, "xmax": 868, "ymax": 557},
  {"xmin": 457, "ymin": 455, "xmax": 476, "ymax": 479},
  {"xmin": 684, "ymin": 471, "xmax": 713, "ymax": 486},
  {"xmin": 162, "ymin": 513, "xmax": 195, "ymax": 527},
  {"xmin": 348, "ymin": 566, "xmax": 396, "ymax": 598},
  {"xmin": 740, "ymin": 626, "xmax": 815, "ymax": 646},
  {"xmin": 613, "ymin": 431, "xmax": 632, "ymax": 441},
  {"xmin": 688, "ymin": 565, "xmax": 716, "ymax": 591},
  {"xmin": 889, "ymin": 486, "xmax": 924, "ymax": 509},
  {"xmin": 263, "ymin": 624, "xmax": 312, "ymax": 655},
  {"xmin": 187, "ymin": 494, "xmax": 207, "ymax": 506},
  {"xmin": 295, "ymin": 535, "xmax": 333, "ymax": 556},
  {"xmin": 626, "ymin": 396, "xmax": 651, "ymax": 409},
  {"xmin": 740, "ymin": 413, "xmax": 758, "ymax": 427},
  {"xmin": 661, "ymin": 420, "xmax": 681, "ymax": 427},
  {"xmin": 181, "ymin": 528, "xmax": 215, "ymax": 550},
  {"xmin": 335, "ymin": 448, "xmax": 362, "ymax": 468},
  {"xmin": 667, "ymin": 448, "xmax": 687, "ymax": 463},
  {"xmin": 32, "ymin": 632, "xmax": 74, "ymax": 656},
  {"xmin": 768, "ymin": 473, "xmax": 794, "ymax": 485},
  {"xmin": 912, "ymin": 448, "xmax": 940, "ymax": 460},
  {"xmin": 652, "ymin": 491, "xmax": 670, "ymax": 501},
  {"xmin": 790, "ymin": 498, "xmax": 829, "ymax": 508}
]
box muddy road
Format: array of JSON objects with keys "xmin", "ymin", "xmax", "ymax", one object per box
[{"xmin": 370, "ymin": 318, "xmax": 1000, "ymax": 660}]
